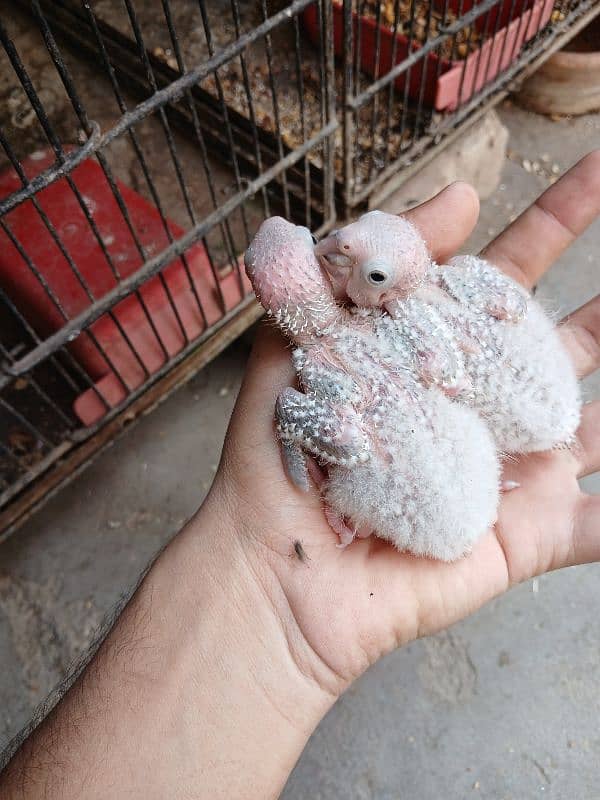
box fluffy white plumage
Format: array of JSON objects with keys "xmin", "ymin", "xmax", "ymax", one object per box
[
  {"xmin": 245, "ymin": 217, "xmax": 500, "ymax": 561},
  {"xmin": 429, "ymin": 255, "xmax": 581, "ymax": 452},
  {"xmin": 323, "ymin": 385, "xmax": 500, "ymax": 560}
]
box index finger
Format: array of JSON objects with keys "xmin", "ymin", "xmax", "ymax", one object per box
[{"xmin": 482, "ymin": 150, "xmax": 600, "ymax": 288}]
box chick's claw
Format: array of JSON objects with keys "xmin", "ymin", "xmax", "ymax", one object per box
[{"xmin": 324, "ymin": 507, "xmax": 356, "ymax": 548}]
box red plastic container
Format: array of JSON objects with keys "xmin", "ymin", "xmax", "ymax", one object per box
[
  {"xmin": 0, "ymin": 152, "xmax": 250, "ymax": 426},
  {"xmin": 303, "ymin": 0, "xmax": 553, "ymax": 110}
]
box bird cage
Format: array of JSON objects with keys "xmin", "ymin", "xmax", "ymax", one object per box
[
  {"xmin": 313, "ymin": 0, "xmax": 594, "ymax": 212},
  {"xmin": 0, "ymin": 0, "xmax": 596, "ymax": 538}
]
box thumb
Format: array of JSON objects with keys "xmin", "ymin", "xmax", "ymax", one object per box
[{"xmin": 404, "ymin": 181, "xmax": 480, "ymax": 263}]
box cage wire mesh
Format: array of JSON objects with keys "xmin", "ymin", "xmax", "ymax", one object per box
[{"xmin": 0, "ymin": 0, "xmax": 597, "ymax": 535}]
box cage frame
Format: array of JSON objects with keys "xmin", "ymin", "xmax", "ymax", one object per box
[
  {"xmin": 0, "ymin": 0, "xmax": 599, "ymax": 540},
  {"xmin": 337, "ymin": 0, "xmax": 600, "ymax": 214},
  {"xmin": 0, "ymin": 0, "xmax": 339, "ymax": 536}
]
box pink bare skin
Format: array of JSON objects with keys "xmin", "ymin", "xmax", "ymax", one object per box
[
  {"xmin": 1, "ymin": 153, "xmax": 600, "ymax": 800},
  {"xmin": 315, "ymin": 208, "xmax": 522, "ymax": 321},
  {"xmin": 315, "ymin": 210, "xmax": 431, "ymax": 306},
  {"xmin": 316, "ymin": 211, "xmax": 475, "ymax": 397}
]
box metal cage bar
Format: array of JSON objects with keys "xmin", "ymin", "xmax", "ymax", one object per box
[
  {"xmin": 342, "ymin": 0, "xmax": 599, "ymax": 210},
  {"xmin": 0, "ymin": 0, "xmax": 598, "ymax": 537},
  {"xmin": 0, "ymin": 0, "xmax": 338, "ymax": 527}
]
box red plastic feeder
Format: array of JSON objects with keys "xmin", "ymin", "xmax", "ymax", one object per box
[
  {"xmin": 303, "ymin": 0, "xmax": 553, "ymax": 110},
  {"xmin": 0, "ymin": 152, "xmax": 251, "ymax": 426}
]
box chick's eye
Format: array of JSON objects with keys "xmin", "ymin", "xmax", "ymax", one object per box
[{"xmin": 368, "ymin": 270, "xmax": 387, "ymax": 284}]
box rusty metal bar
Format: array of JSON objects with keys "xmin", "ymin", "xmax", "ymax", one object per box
[
  {"xmin": 1, "ymin": 121, "xmax": 336, "ymax": 382},
  {"xmin": 350, "ymin": 0, "xmax": 600, "ymax": 208}
]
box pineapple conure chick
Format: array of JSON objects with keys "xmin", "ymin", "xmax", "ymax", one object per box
[{"xmin": 245, "ymin": 216, "xmax": 500, "ymax": 561}]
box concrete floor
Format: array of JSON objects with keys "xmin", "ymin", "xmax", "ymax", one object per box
[{"xmin": 1, "ymin": 103, "xmax": 599, "ymax": 799}]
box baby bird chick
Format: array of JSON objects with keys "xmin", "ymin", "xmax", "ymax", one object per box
[
  {"xmin": 245, "ymin": 216, "xmax": 500, "ymax": 561},
  {"xmin": 316, "ymin": 210, "xmax": 581, "ymax": 454},
  {"xmin": 315, "ymin": 210, "xmax": 430, "ymax": 307}
]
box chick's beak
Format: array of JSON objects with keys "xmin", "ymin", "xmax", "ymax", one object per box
[
  {"xmin": 313, "ymin": 232, "xmax": 339, "ymax": 258},
  {"xmin": 313, "ymin": 233, "xmax": 354, "ymax": 300}
]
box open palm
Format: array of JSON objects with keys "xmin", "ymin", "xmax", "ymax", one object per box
[{"xmin": 212, "ymin": 151, "xmax": 600, "ymax": 694}]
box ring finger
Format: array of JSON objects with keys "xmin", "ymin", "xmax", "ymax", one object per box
[{"xmin": 576, "ymin": 400, "xmax": 600, "ymax": 478}]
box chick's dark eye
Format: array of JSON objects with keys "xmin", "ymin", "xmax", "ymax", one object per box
[{"xmin": 369, "ymin": 270, "xmax": 387, "ymax": 284}]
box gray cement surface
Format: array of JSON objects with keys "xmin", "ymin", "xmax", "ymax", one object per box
[{"xmin": 1, "ymin": 103, "xmax": 600, "ymax": 799}]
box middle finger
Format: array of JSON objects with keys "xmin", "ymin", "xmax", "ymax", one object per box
[{"xmin": 576, "ymin": 400, "xmax": 600, "ymax": 478}]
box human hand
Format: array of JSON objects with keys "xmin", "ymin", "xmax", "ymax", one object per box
[
  {"xmin": 4, "ymin": 155, "xmax": 598, "ymax": 800},
  {"xmin": 207, "ymin": 151, "xmax": 600, "ymax": 699}
]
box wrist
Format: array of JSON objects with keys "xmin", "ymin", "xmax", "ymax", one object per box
[
  {"xmin": 187, "ymin": 483, "xmax": 341, "ymax": 702},
  {"xmin": 160, "ymin": 488, "xmax": 337, "ymax": 797},
  {"xmin": 0, "ymin": 484, "xmax": 337, "ymax": 800}
]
